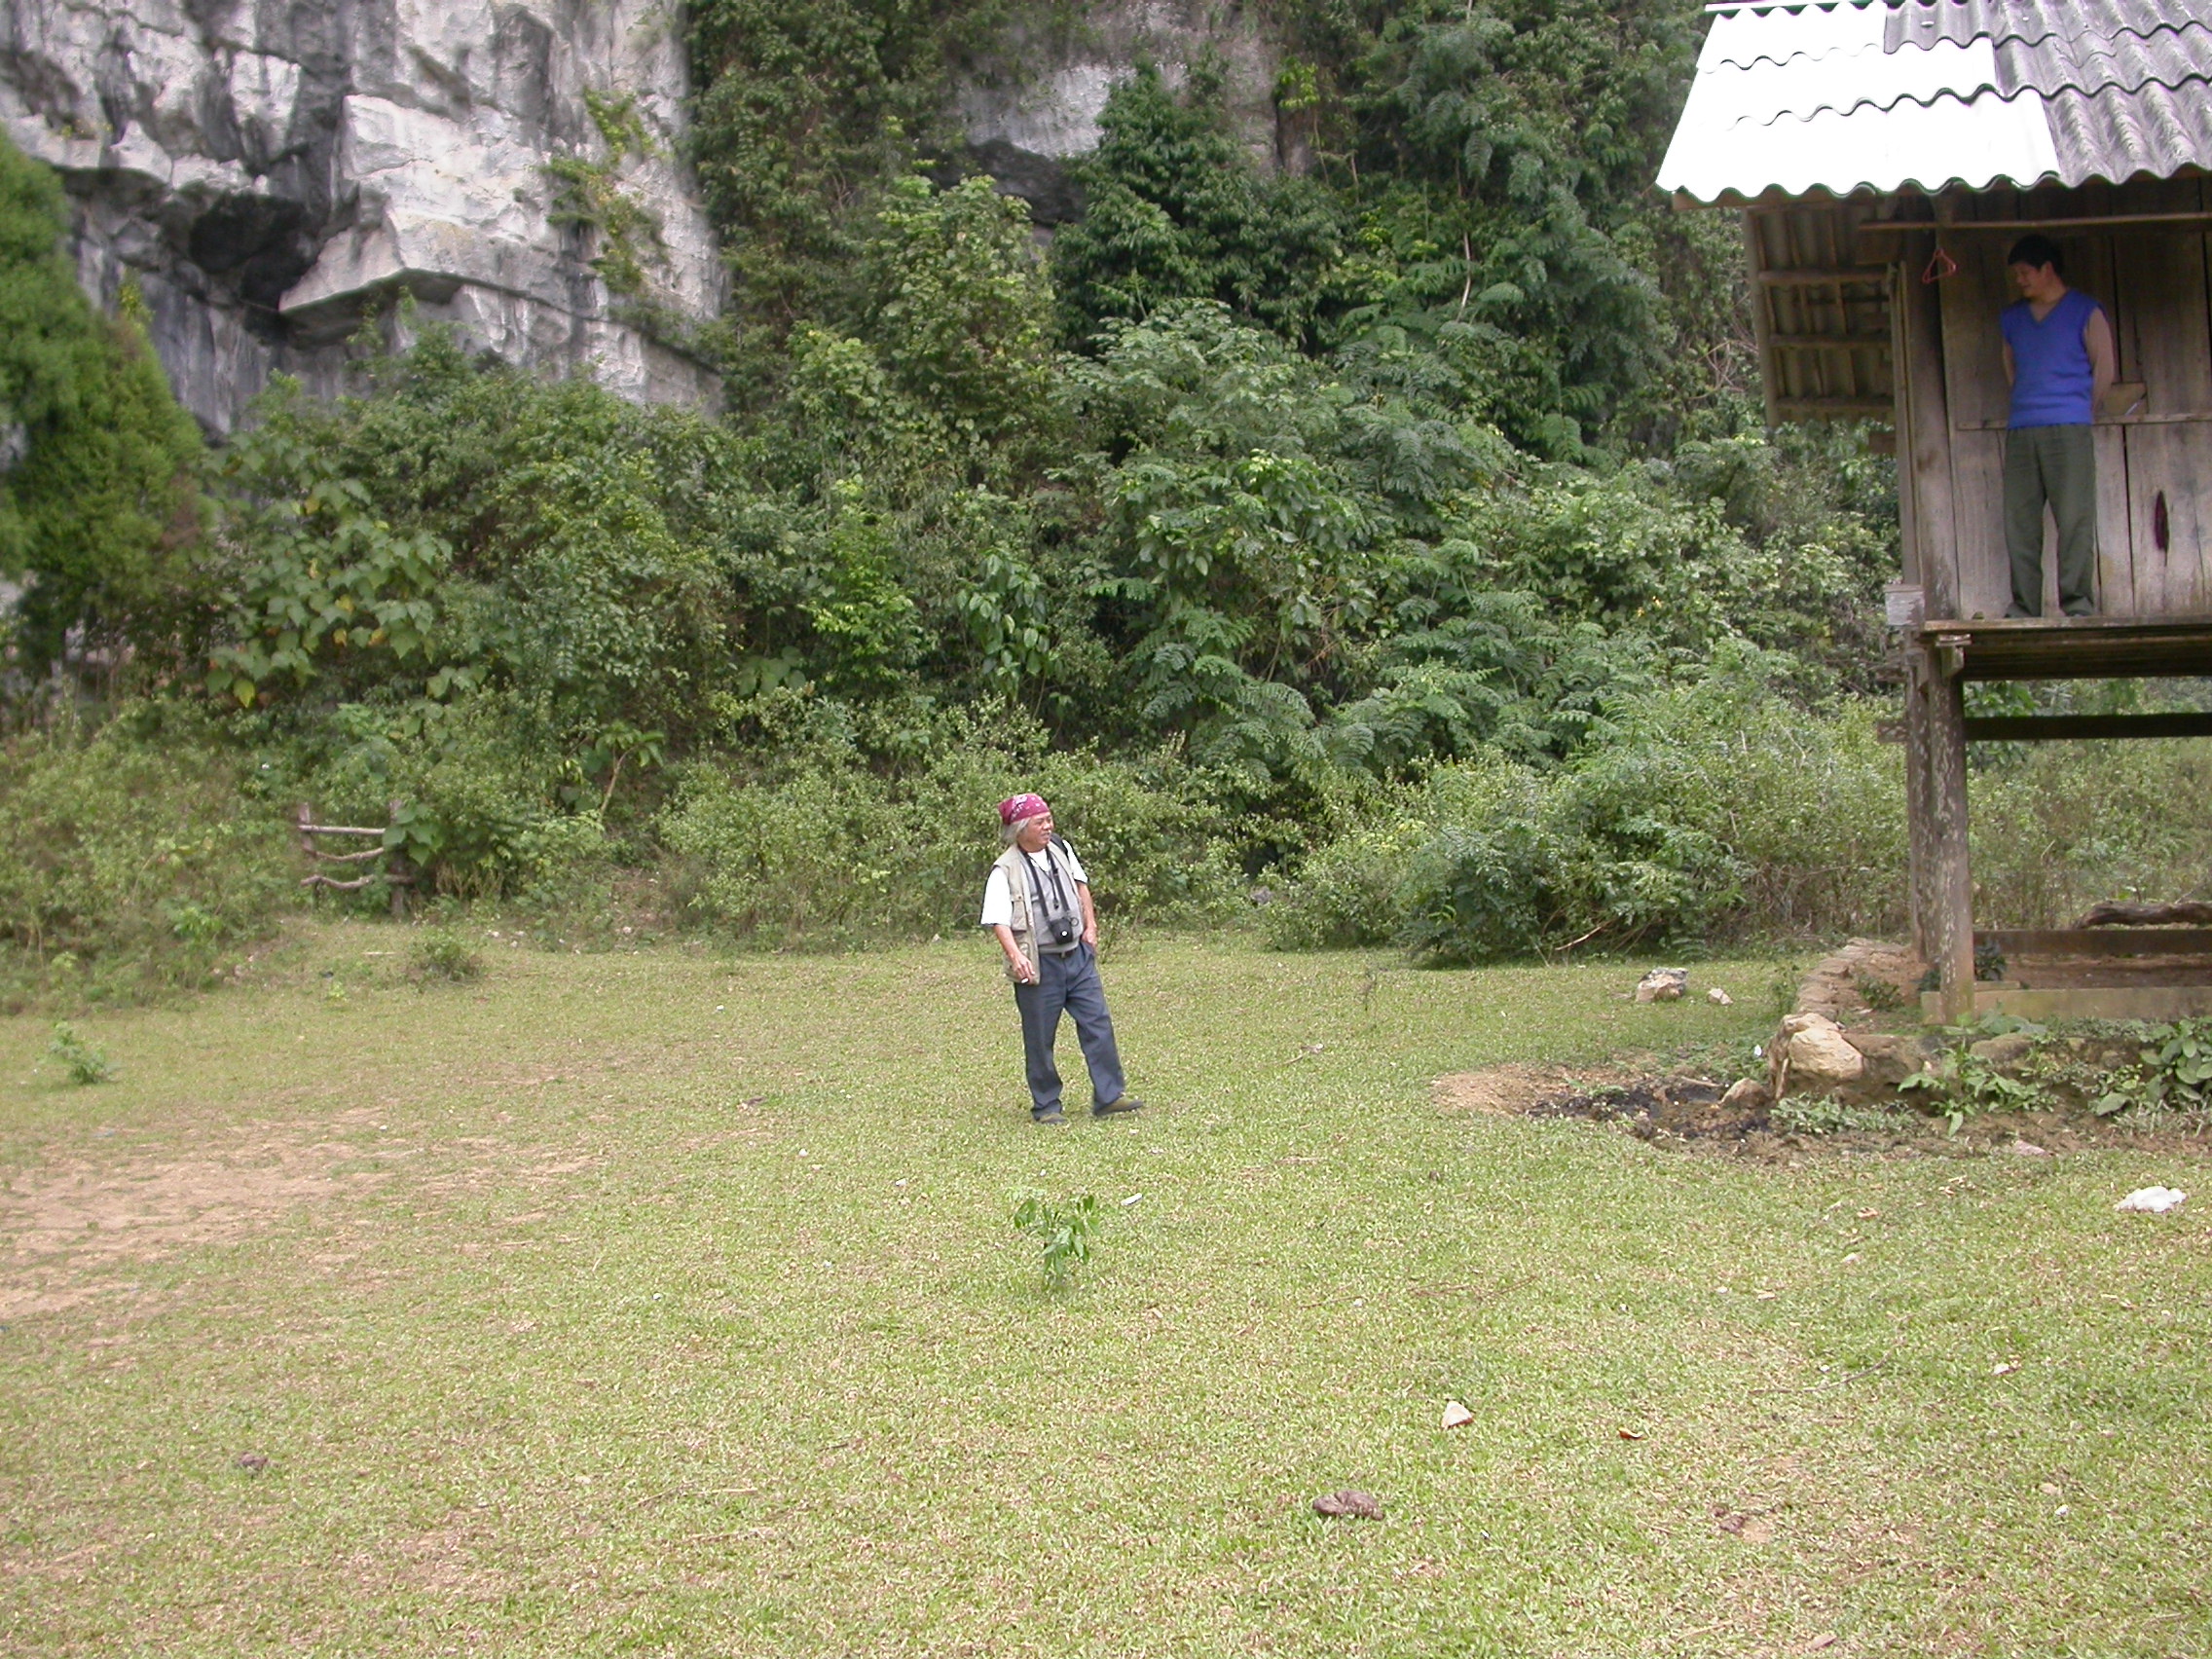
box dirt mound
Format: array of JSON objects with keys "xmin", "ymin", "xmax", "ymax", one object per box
[
  {"xmin": 1526, "ymin": 1077, "xmax": 1766, "ymax": 1144},
  {"xmin": 1436, "ymin": 1060, "xmax": 2212, "ymax": 1161}
]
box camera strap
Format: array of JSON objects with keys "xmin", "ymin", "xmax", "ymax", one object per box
[{"xmin": 1020, "ymin": 844, "xmax": 1079, "ymax": 951}]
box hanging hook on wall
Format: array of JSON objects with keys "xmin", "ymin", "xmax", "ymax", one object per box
[{"xmin": 1921, "ymin": 244, "xmax": 1959, "ymax": 284}]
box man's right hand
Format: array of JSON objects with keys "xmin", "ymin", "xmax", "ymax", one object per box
[{"xmin": 1013, "ymin": 953, "xmax": 1039, "ymax": 984}]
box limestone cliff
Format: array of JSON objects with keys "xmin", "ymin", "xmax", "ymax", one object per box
[
  {"xmin": 0, "ymin": 0, "xmax": 1289, "ymax": 435},
  {"xmin": 0, "ymin": 0, "xmax": 724, "ymax": 434}
]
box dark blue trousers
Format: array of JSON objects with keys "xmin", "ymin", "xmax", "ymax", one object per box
[{"xmin": 1014, "ymin": 943, "xmax": 1126, "ymax": 1115}]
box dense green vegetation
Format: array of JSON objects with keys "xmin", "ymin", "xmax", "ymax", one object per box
[
  {"xmin": 0, "ymin": 2, "xmax": 2205, "ymax": 1001},
  {"xmin": 0, "ymin": 132, "xmax": 203, "ymax": 671}
]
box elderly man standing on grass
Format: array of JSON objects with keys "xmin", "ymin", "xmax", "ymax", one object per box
[{"xmin": 981, "ymin": 793, "xmax": 1145, "ymax": 1126}]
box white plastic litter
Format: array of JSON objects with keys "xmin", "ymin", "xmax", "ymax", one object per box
[{"xmin": 2115, "ymin": 1186, "xmax": 2188, "ymax": 1215}]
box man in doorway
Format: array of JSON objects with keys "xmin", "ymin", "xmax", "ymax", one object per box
[
  {"xmin": 981, "ymin": 793, "xmax": 1145, "ymax": 1125},
  {"xmin": 2000, "ymin": 233, "xmax": 2116, "ymax": 617}
]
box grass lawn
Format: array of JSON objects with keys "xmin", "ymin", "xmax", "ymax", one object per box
[{"xmin": 2, "ymin": 927, "xmax": 2207, "ymax": 1657}]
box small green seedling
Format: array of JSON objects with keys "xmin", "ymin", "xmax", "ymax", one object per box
[
  {"xmin": 2094, "ymin": 1016, "xmax": 2212, "ymax": 1117},
  {"xmin": 1899, "ymin": 1044, "xmax": 2038, "ymax": 1134},
  {"xmin": 48, "ymin": 1022, "xmax": 115, "ymax": 1086},
  {"xmin": 409, "ymin": 929, "xmax": 483, "ymax": 983},
  {"xmin": 1012, "ymin": 1193, "xmax": 1102, "ymax": 1290}
]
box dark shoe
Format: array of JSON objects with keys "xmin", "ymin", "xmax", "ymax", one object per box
[
  {"xmin": 1032, "ymin": 1105, "xmax": 1066, "ymax": 1124},
  {"xmin": 1091, "ymin": 1095, "xmax": 1145, "ymax": 1118}
]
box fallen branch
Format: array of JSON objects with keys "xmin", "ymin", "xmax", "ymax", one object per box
[{"xmin": 2076, "ymin": 900, "xmax": 2212, "ymax": 928}]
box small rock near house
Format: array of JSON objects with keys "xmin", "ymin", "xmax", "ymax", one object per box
[
  {"xmin": 1635, "ymin": 969, "xmax": 1688, "ymax": 1004},
  {"xmin": 1719, "ymin": 1078, "xmax": 1771, "ymax": 1112},
  {"xmin": 1969, "ymin": 1034, "xmax": 2035, "ymax": 1067},
  {"xmin": 1708, "ymin": 986, "xmax": 1733, "ymax": 1006},
  {"xmin": 1841, "ymin": 1031, "xmax": 1925, "ymax": 1088},
  {"xmin": 1769, "ymin": 1013, "xmax": 1865, "ymax": 1097}
]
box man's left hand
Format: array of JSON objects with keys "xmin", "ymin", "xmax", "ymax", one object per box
[{"xmin": 1082, "ymin": 925, "xmax": 1098, "ymax": 949}]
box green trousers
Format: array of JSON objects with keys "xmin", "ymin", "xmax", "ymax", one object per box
[{"xmin": 2003, "ymin": 424, "xmax": 2098, "ymax": 617}]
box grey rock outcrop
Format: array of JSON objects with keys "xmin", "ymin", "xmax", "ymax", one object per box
[
  {"xmin": 952, "ymin": 0, "xmax": 1296, "ymax": 225},
  {"xmin": 0, "ymin": 0, "xmax": 724, "ymax": 435}
]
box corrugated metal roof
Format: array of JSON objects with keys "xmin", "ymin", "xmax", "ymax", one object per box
[{"xmin": 1659, "ymin": 0, "xmax": 2212, "ymax": 203}]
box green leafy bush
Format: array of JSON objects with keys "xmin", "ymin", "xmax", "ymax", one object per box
[
  {"xmin": 1271, "ymin": 657, "xmax": 1905, "ymax": 959},
  {"xmin": 0, "ymin": 709, "xmax": 292, "ymax": 1004},
  {"xmin": 408, "ymin": 928, "xmax": 484, "ymax": 983},
  {"xmin": 657, "ymin": 705, "xmax": 1236, "ymax": 945},
  {"xmin": 46, "ymin": 1020, "xmax": 114, "ymax": 1085},
  {"xmin": 0, "ymin": 129, "xmax": 204, "ymax": 667},
  {"xmin": 1899, "ymin": 1045, "xmax": 2041, "ymax": 1135}
]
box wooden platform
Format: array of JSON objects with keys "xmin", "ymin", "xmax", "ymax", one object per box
[
  {"xmin": 1915, "ymin": 615, "xmax": 2212, "ymax": 681},
  {"xmin": 1924, "ymin": 928, "xmax": 2212, "ymax": 1023},
  {"xmin": 1923, "ymin": 984, "xmax": 2212, "ymax": 1022}
]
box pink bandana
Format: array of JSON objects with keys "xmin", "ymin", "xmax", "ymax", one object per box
[{"xmin": 997, "ymin": 793, "xmax": 1049, "ymax": 828}]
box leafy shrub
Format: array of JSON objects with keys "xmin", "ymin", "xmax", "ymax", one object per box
[
  {"xmin": 408, "ymin": 928, "xmax": 483, "ymax": 983},
  {"xmin": 0, "ymin": 708, "xmax": 292, "ymax": 1004},
  {"xmin": 1899, "ymin": 1045, "xmax": 2041, "ymax": 1134},
  {"xmin": 657, "ymin": 704, "xmax": 1237, "ymax": 945},
  {"xmin": 1272, "ymin": 657, "xmax": 1906, "ymax": 960},
  {"xmin": 0, "ymin": 129, "xmax": 204, "ymax": 668},
  {"xmin": 2093, "ymin": 1018, "xmax": 2212, "ymax": 1119},
  {"xmin": 1970, "ymin": 739, "xmax": 2212, "ymax": 929},
  {"xmin": 47, "ymin": 1020, "xmax": 114, "ymax": 1085}
]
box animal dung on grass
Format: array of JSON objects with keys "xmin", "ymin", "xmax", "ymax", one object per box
[
  {"xmin": 1441, "ymin": 1399, "xmax": 1475, "ymax": 1429},
  {"xmin": 1312, "ymin": 1489, "xmax": 1383, "ymax": 1520},
  {"xmin": 2115, "ymin": 1186, "xmax": 2187, "ymax": 1214},
  {"xmin": 1635, "ymin": 969, "xmax": 1687, "ymax": 1004}
]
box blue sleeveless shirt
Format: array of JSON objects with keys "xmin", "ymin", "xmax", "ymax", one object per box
[{"xmin": 2001, "ymin": 287, "xmax": 2102, "ymax": 428}]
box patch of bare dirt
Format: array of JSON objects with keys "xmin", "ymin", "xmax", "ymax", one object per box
[
  {"xmin": 0, "ymin": 1106, "xmax": 626, "ymax": 1320},
  {"xmin": 1432, "ymin": 1063, "xmax": 1633, "ymax": 1115},
  {"xmin": 0, "ymin": 1136, "xmax": 391, "ymax": 1318}
]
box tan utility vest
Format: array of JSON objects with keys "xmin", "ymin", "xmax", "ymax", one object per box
[{"xmin": 992, "ymin": 839, "xmax": 1083, "ymax": 980}]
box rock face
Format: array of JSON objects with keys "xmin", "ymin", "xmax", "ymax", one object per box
[
  {"xmin": 954, "ymin": 0, "xmax": 1295, "ymax": 225},
  {"xmin": 0, "ymin": 0, "xmax": 724, "ymax": 435}
]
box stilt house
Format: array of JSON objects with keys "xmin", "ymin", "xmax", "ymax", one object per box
[{"xmin": 1659, "ymin": 0, "xmax": 2212, "ymax": 1022}]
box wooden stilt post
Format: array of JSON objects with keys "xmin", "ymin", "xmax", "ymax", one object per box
[
  {"xmin": 1924, "ymin": 642, "xmax": 1975, "ymax": 1023},
  {"xmin": 1904, "ymin": 654, "xmax": 1936, "ymax": 960}
]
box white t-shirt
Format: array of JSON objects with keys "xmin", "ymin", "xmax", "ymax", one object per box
[{"xmin": 979, "ymin": 842, "xmax": 1089, "ymax": 928}]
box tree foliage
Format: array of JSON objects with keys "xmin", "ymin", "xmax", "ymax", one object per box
[{"xmin": 0, "ymin": 128, "xmax": 203, "ymax": 667}]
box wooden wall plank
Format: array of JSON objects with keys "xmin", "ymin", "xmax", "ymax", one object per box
[
  {"xmin": 1940, "ymin": 235, "xmax": 2012, "ymax": 429},
  {"xmin": 2111, "ymin": 198, "xmax": 2212, "ymax": 617},
  {"xmin": 1951, "ymin": 430, "xmax": 2012, "ymax": 615},
  {"xmin": 1939, "ymin": 229, "xmax": 2015, "ymax": 610},
  {"xmin": 1902, "ymin": 234, "xmax": 1960, "ymax": 616}
]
